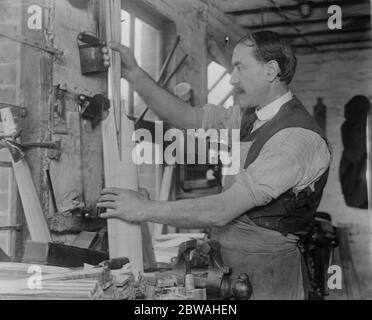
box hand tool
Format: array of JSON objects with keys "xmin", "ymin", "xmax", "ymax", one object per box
[
  {"xmin": 99, "ymin": 257, "xmax": 130, "ymax": 270},
  {"xmin": 23, "ymin": 241, "xmax": 109, "ymax": 268}
]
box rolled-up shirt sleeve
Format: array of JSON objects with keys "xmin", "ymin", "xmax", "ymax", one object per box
[{"xmin": 234, "ymin": 128, "xmax": 331, "ymax": 208}]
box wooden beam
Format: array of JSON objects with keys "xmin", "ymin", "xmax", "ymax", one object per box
[
  {"xmin": 0, "ymin": 108, "xmax": 51, "ymax": 243},
  {"xmin": 240, "ymin": 14, "xmax": 370, "ymax": 29},
  {"xmin": 224, "ymin": 0, "xmax": 369, "ymax": 15},
  {"xmin": 290, "ymin": 31, "xmax": 371, "ymax": 47},
  {"xmin": 292, "ymin": 37, "xmax": 372, "ymax": 48},
  {"xmin": 244, "ymin": 15, "xmax": 370, "ymax": 35},
  {"xmin": 294, "ymin": 42, "xmax": 372, "ymax": 54},
  {"xmin": 103, "ymin": 0, "xmax": 143, "ymax": 273},
  {"xmin": 367, "ymin": 112, "xmax": 372, "ymax": 219},
  {"xmin": 282, "ymin": 27, "xmax": 371, "ymax": 39},
  {"xmin": 369, "ymin": 0, "xmax": 372, "ymax": 217},
  {"xmin": 141, "ymin": 0, "xmax": 247, "ymax": 51},
  {"xmin": 152, "ymin": 165, "xmax": 175, "ymax": 240},
  {"xmin": 208, "ymin": 0, "xmax": 294, "ymax": 13}
]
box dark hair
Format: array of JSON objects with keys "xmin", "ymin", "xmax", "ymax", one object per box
[{"xmin": 238, "ymin": 31, "xmax": 297, "ymax": 85}]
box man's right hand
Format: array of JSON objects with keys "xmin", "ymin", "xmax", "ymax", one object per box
[
  {"xmin": 102, "ymin": 41, "xmax": 140, "ymax": 80},
  {"xmin": 101, "ymin": 42, "xmax": 201, "ymax": 130}
]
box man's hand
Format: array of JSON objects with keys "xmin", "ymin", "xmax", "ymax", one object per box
[
  {"xmin": 102, "ymin": 41, "xmax": 140, "ymax": 80},
  {"xmin": 97, "ymin": 187, "xmax": 151, "ymax": 223}
]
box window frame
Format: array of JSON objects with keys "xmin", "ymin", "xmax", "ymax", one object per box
[{"xmin": 122, "ymin": 0, "xmax": 165, "ymax": 118}]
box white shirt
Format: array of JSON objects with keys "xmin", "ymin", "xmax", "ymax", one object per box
[
  {"xmin": 195, "ymin": 94, "xmax": 331, "ymax": 206},
  {"xmin": 252, "ymin": 91, "xmax": 294, "ymax": 132}
]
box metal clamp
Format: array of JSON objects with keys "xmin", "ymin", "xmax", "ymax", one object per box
[{"xmin": 0, "ymin": 225, "xmax": 22, "ymax": 232}]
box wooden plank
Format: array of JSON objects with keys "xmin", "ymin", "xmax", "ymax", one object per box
[
  {"xmin": 141, "ymin": 223, "xmax": 157, "ymax": 271},
  {"xmin": 7, "ymin": 163, "xmax": 18, "ymax": 260},
  {"xmin": 0, "ymin": 247, "xmax": 10, "ymax": 262},
  {"xmin": 52, "ymin": 0, "xmax": 105, "ymax": 216},
  {"xmin": 338, "ymin": 227, "xmax": 362, "ymax": 300},
  {"xmin": 53, "ymin": 0, "xmax": 105, "ymax": 95},
  {"xmin": 50, "ymin": 98, "xmax": 84, "ymax": 213},
  {"xmin": 367, "ymin": 112, "xmax": 372, "ymax": 217},
  {"xmin": 152, "ymin": 166, "xmax": 175, "ymax": 240},
  {"xmin": 103, "ymin": 0, "xmax": 143, "ymax": 273},
  {"xmin": 0, "ymin": 108, "xmax": 51, "ymax": 243},
  {"xmin": 72, "ymin": 231, "xmax": 99, "ymax": 249}
]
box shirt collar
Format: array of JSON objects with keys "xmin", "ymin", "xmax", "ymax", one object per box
[{"xmin": 256, "ymin": 91, "xmax": 293, "ymax": 121}]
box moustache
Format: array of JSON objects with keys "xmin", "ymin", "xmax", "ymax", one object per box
[{"xmin": 233, "ymin": 86, "xmax": 245, "ymax": 95}]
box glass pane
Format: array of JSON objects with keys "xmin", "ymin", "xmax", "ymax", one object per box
[
  {"xmin": 133, "ymin": 17, "xmax": 161, "ymax": 120},
  {"xmin": 223, "ymin": 96, "xmax": 234, "ymax": 109},
  {"xmin": 208, "ymin": 62, "xmax": 225, "ymax": 90},
  {"xmin": 208, "ymin": 73, "xmax": 233, "ymax": 106},
  {"xmin": 121, "ymin": 10, "xmax": 130, "ymax": 47}
]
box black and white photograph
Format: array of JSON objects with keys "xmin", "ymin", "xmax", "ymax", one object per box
[{"xmin": 0, "ymin": 0, "xmax": 371, "ymax": 306}]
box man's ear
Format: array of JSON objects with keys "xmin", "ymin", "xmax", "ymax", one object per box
[{"xmin": 265, "ymin": 60, "xmax": 281, "ymax": 82}]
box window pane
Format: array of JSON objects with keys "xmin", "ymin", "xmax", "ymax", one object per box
[
  {"xmin": 134, "ymin": 18, "xmax": 161, "ymax": 120},
  {"xmin": 223, "ymin": 96, "xmax": 234, "ymax": 109},
  {"xmin": 121, "ymin": 10, "xmax": 130, "ymax": 47},
  {"xmin": 208, "ymin": 62, "xmax": 225, "ymax": 90},
  {"xmin": 208, "ymin": 73, "xmax": 233, "ymax": 106}
]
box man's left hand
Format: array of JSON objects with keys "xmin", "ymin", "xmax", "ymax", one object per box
[{"xmin": 97, "ymin": 188, "xmax": 150, "ymax": 223}]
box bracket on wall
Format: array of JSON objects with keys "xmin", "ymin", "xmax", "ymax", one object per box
[
  {"xmin": 52, "ymin": 85, "xmax": 68, "ymax": 135},
  {"xmin": 78, "ymin": 94, "xmax": 110, "ymax": 129},
  {"xmin": 0, "ymin": 103, "xmax": 27, "ymax": 117},
  {"xmin": 0, "ymin": 32, "xmax": 63, "ymax": 57}
]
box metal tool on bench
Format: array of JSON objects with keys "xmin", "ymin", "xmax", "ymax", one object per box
[
  {"xmin": 99, "ymin": 257, "xmax": 130, "ymax": 270},
  {"xmin": 173, "ymin": 240, "xmax": 197, "ymax": 290},
  {"xmin": 200, "ymin": 240, "xmax": 253, "ymax": 300},
  {"xmin": 174, "ymin": 240, "xmax": 253, "ymax": 300}
]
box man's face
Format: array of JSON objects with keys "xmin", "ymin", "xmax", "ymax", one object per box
[{"xmin": 230, "ymin": 42, "xmax": 270, "ymax": 109}]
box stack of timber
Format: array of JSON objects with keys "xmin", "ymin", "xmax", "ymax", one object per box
[{"xmin": 0, "ymin": 263, "xmax": 136, "ymax": 300}]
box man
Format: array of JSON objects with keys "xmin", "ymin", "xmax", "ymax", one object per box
[{"xmin": 98, "ymin": 31, "xmax": 331, "ymax": 299}]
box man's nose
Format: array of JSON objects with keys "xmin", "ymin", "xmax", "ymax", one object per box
[{"xmin": 230, "ymin": 68, "xmax": 239, "ymax": 85}]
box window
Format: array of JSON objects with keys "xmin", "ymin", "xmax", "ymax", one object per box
[
  {"xmin": 121, "ymin": 6, "xmax": 163, "ymax": 121},
  {"xmin": 208, "ymin": 62, "xmax": 233, "ymax": 108}
]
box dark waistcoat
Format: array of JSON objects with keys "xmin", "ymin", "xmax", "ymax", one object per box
[{"xmin": 241, "ymin": 97, "xmax": 330, "ymax": 235}]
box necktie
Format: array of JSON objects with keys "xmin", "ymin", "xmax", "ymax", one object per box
[{"xmin": 240, "ymin": 108, "xmax": 258, "ymax": 141}]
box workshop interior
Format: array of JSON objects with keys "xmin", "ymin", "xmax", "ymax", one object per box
[{"xmin": 0, "ymin": 0, "xmax": 371, "ymax": 300}]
